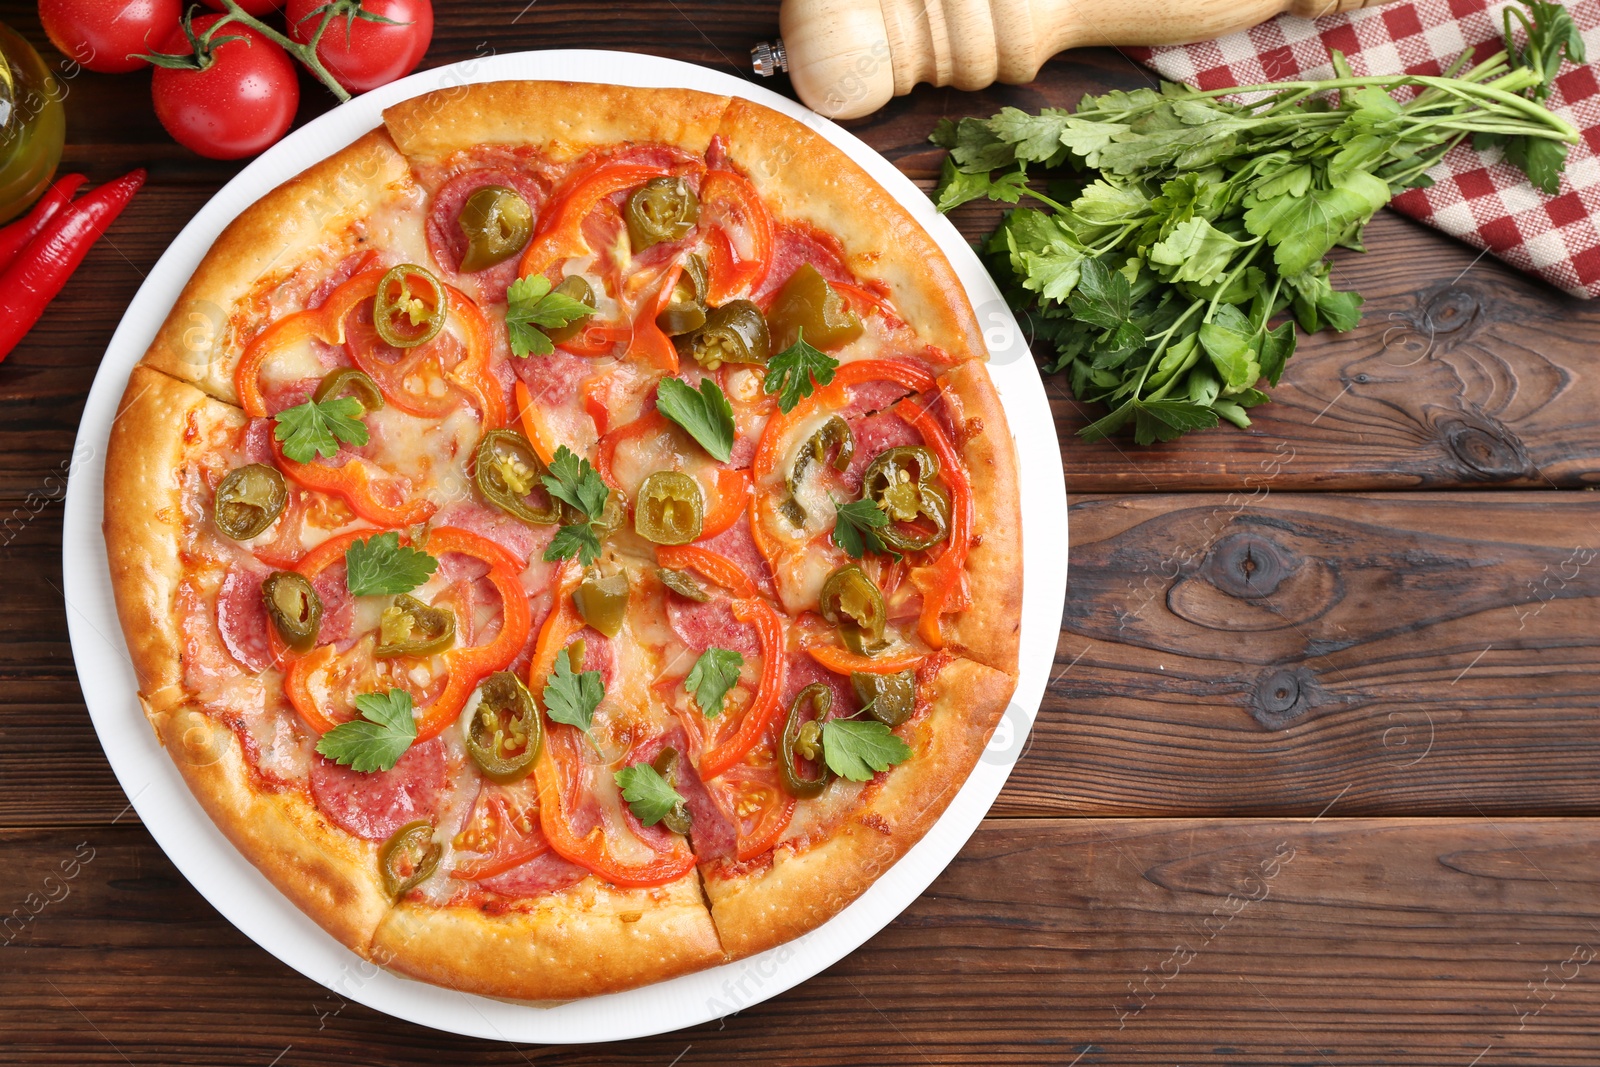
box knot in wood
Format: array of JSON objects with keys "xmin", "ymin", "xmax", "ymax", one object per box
[
  {"xmin": 1422, "ymin": 286, "xmax": 1480, "ymax": 337},
  {"xmin": 1201, "ymin": 532, "xmax": 1294, "ymax": 600},
  {"xmin": 1439, "ymin": 417, "xmax": 1532, "ymax": 482},
  {"xmin": 1251, "ymin": 668, "xmax": 1319, "ymax": 729}
]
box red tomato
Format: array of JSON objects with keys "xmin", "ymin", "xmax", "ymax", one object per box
[
  {"xmin": 150, "ymin": 16, "xmax": 299, "ymax": 160},
  {"xmin": 38, "ymin": 0, "xmax": 183, "ymax": 74},
  {"xmin": 200, "ymin": 0, "xmax": 282, "ymax": 13},
  {"xmin": 285, "ymin": 0, "xmax": 432, "ymax": 94}
]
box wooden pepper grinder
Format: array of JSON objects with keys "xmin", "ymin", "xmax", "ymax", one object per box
[{"xmin": 751, "ymin": 0, "xmax": 1397, "ymax": 119}]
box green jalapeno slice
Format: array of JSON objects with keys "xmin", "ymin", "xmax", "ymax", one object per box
[
  {"xmin": 852, "ymin": 670, "xmax": 916, "ymax": 728},
  {"xmin": 312, "ymin": 367, "xmax": 385, "ymax": 413},
  {"xmin": 767, "ymin": 263, "xmax": 863, "ymax": 352},
  {"xmin": 544, "ymin": 275, "xmax": 597, "ymax": 344},
  {"xmin": 465, "ymin": 671, "xmax": 541, "ymax": 783},
  {"xmin": 656, "ymin": 567, "xmax": 709, "ymax": 602},
  {"xmin": 819, "ymin": 564, "xmax": 888, "ymax": 655},
  {"xmin": 457, "ymin": 185, "xmax": 534, "ymax": 273},
  {"xmin": 214, "ymin": 463, "xmax": 288, "ymax": 541},
  {"xmin": 780, "ymin": 683, "xmax": 833, "ymax": 798},
  {"xmin": 373, "ymin": 264, "xmax": 447, "ymax": 349},
  {"xmin": 376, "ymin": 594, "xmax": 456, "ymax": 658},
  {"xmin": 379, "ymin": 819, "xmax": 441, "ymax": 898},
  {"xmin": 261, "ymin": 571, "xmax": 322, "ymax": 650},
  {"xmin": 474, "ymin": 429, "xmax": 561, "ymax": 525},
  {"xmin": 626, "ymin": 176, "xmax": 700, "ymax": 250},
  {"xmin": 783, "ymin": 415, "xmax": 855, "ymax": 525},
  {"xmin": 634, "ymin": 471, "xmax": 703, "ymax": 545},
  {"xmin": 574, "ymin": 570, "xmax": 630, "ymax": 638},
  {"xmin": 678, "ymin": 299, "xmax": 770, "ymax": 369},
  {"xmin": 650, "ymin": 747, "xmax": 693, "ymax": 835},
  {"xmin": 656, "ymin": 253, "xmax": 708, "ymax": 336},
  {"xmin": 861, "ymin": 445, "xmax": 950, "ymax": 552}
]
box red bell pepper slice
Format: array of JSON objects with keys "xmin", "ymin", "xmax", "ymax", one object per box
[
  {"xmin": 701, "ymin": 170, "xmax": 773, "ymax": 303},
  {"xmin": 528, "ymin": 561, "xmax": 697, "ymax": 887},
  {"xmin": 518, "ymin": 161, "xmax": 671, "ymax": 281},
  {"xmin": 893, "ymin": 393, "xmax": 973, "ymax": 650},
  {"xmin": 698, "ymin": 597, "xmax": 787, "ymax": 780},
  {"xmin": 654, "ymin": 543, "xmax": 759, "ymax": 600}
]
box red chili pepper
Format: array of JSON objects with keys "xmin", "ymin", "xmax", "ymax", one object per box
[
  {"xmin": 0, "ymin": 169, "xmax": 145, "ymax": 363},
  {"xmin": 0, "ymin": 174, "xmax": 87, "ymax": 262}
]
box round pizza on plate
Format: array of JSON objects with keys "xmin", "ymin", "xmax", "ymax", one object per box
[{"xmin": 103, "ymin": 80, "xmax": 1021, "ymax": 1000}]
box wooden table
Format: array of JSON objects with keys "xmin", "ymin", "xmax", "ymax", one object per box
[{"xmin": 4, "ymin": 2, "xmax": 1598, "ymax": 1062}]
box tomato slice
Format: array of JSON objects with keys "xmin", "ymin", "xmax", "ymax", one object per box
[
  {"xmin": 451, "ymin": 791, "xmax": 552, "ymax": 880},
  {"xmin": 343, "ymin": 297, "xmax": 464, "ymax": 418},
  {"xmin": 706, "ymin": 761, "xmax": 795, "ymax": 861}
]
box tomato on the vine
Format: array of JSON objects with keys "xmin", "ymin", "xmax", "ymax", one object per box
[
  {"xmin": 200, "ymin": 0, "xmax": 284, "ymax": 14},
  {"xmin": 285, "ymin": 0, "xmax": 432, "ymax": 94},
  {"xmin": 38, "ymin": 0, "xmax": 183, "ymax": 74},
  {"xmin": 149, "ymin": 15, "xmax": 299, "ymax": 160}
]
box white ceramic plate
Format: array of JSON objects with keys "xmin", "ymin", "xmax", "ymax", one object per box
[{"xmin": 61, "ymin": 50, "xmax": 1068, "ymax": 1043}]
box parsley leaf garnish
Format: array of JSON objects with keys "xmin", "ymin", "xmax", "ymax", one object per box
[
  {"xmin": 273, "ymin": 395, "xmax": 368, "ymax": 464},
  {"xmin": 314, "ymin": 689, "xmax": 417, "ymax": 773},
  {"xmin": 830, "ymin": 494, "xmax": 895, "ymax": 559},
  {"xmin": 655, "ymin": 376, "xmax": 736, "ymax": 463},
  {"xmin": 930, "ymin": 2, "xmax": 1579, "ymax": 443},
  {"xmin": 539, "ymin": 445, "xmax": 610, "ymax": 565},
  {"xmin": 763, "ymin": 328, "xmax": 839, "ymax": 413},
  {"xmin": 505, "ymin": 275, "xmax": 595, "ymax": 358},
  {"xmin": 542, "ymin": 647, "xmax": 604, "ymax": 734},
  {"xmin": 821, "ymin": 718, "xmax": 912, "ymax": 782},
  {"xmin": 345, "ymin": 532, "xmax": 438, "ymax": 596},
  {"xmin": 614, "ymin": 761, "xmax": 687, "ymax": 826},
  {"xmin": 685, "ymin": 647, "xmax": 743, "ymax": 718}
]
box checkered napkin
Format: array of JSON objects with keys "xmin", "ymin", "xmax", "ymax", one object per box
[{"xmin": 1125, "ymin": 0, "xmax": 1600, "ymax": 297}]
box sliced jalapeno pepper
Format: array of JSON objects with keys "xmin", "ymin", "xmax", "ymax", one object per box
[
  {"xmin": 474, "ymin": 429, "xmax": 561, "ymax": 524},
  {"xmin": 312, "ymin": 367, "xmax": 385, "ymax": 413},
  {"xmin": 677, "ymin": 299, "xmax": 769, "ymax": 369},
  {"xmin": 634, "ymin": 470, "xmax": 703, "ymax": 545},
  {"xmin": 650, "ymin": 747, "xmax": 693, "ymax": 835},
  {"xmin": 544, "ymin": 275, "xmax": 597, "ymax": 345},
  {"xmin": 819, "ymin": 564, "xmax": 887, "ymax": 656},
  {"xmin": 626, "ymin": 176, "xmax": 700, "ymax": 250},
  {"xmin": 574, "ymin": 570, "xmax": 630, "ymax": 638},
  {"xmin": 379, "ymin": 819, "xmax": 441, "ymax": 898},
  {"xmin": 214, "ymin": 463, "xmax": 287, "ymax": 541},
  {"xmin": 457, "ymin": 185, "xmax": 533, "ymax": 273},
  {"xmin": 465, "ymin": 671, "xmax": 541, "ymax": 783},
  {"xmin": 783, "ymin": 415, "xmax": 855, "ymax": 525},
  {"xmin": 373, "ymin": 264, "xmax": 447, "ymax": 349},
  {"xmin": 376, "ymin": 594, "xmax": 456, "ymax": 658},
  {"xmin": 780, "ymin": 683, "xmax": 833, "ymax": 798},
  {"xmin": 262, "ymin": 571, "xmax": 322, "ymax": 650},
  {"xmin": 656, "ymin": 567, "xmax": 709, "ymax": 602},
  {"xmin": 861, "ymin": 445, "xmax": 950, "ymax": 551},
  {"xmin": 852, "ymin": 670, "xmax": 915, "ymax": 728},
  {"xmin": 656, "ymin": 253, "xmax": 708, "ymax": 337},
  {"xmin": 767, "ymin": 263, "xmax": 863, "ymax": 352}
]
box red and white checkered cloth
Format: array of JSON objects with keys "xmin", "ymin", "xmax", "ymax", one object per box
[{"xmin": 1126, "ymin": 0, "xmax": 1600, "ymax": 297}]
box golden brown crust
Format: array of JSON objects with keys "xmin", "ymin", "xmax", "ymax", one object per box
[
  {"xmin": 155, "ymin": 707, "xmax": 393, "ymax": 954},
  {"xmin": 141, "ymin": 130, "xmax": 415, "ymax": 405},
  {"xmin": 103, "ymin": 366, "xmax": 246, "ymax": 713},
  {"xmin": 940, "ymin": 361, "xmax": 1023, "ymax": 674},
  {"xmin": 713, "ymin": 97, "xmax": 986, "ymax": 362},
  {"xmin": 704, "ymin": 657, "xmax": 1014, "ymax": 959},
  {"xmin": 381, "ymin": 81, "xmax": 731, "ymax": 166},
  {"xmin": 372, "ymin": 876, "xmax": 724, "ymax": 1001}
]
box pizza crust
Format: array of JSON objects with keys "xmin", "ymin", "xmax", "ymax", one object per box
[
  {"xmin": 381, "ymin": 81, "xmax": 731, "ymax": 166},
  {"xmin": 939, "ymin": 360, "xmax": 1024, "ymax": 674},
  {"xmin": 371, "ymin": 875, "xmax": 723, "ymax": 1001},
  {"xmin": 156, "ymin": 705, "xmax": 393, "ymax": 954},
  {"xmin": 702, "ymin": 656, "xmax": 1015, "ymax": 960},
  {"xmin": 140, "ymin": 130, "xmax": 416, "ymax": 406},
  {"xmin": 104, "ymin": 366, "xmax": 247, "ymax": 713},
  {"xmin": 712, "ymin": 97, "xmax": 986, "ymax": 364}
]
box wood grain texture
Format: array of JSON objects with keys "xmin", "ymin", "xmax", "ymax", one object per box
[{"xmin": 4, "ymin": 820, "xmax": 1598, "ymax": 1065}]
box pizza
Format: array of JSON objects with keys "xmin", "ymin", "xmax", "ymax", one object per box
[{"xmin": 103, "ymin": 81, "xmax": 1021, "ymax": 1000}]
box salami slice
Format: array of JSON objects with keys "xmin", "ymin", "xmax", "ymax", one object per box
[
  {"xmin": 309, "ymin": 561, "xmax": 354, "ymax": 646},
  {"xmin": 666, "ymin": 595, "xmax": 758, "ymax": 656},
  {"xmin": 215, "ymin": 561, "xmax": 275, "ymax": 674},
  {"xmin": 632, "ymin": 728, "xmax": 737, "ymax": 862},
  {"xmin": 425, "ymin": 166, "xmax": 548, "ymax": 303},
  {"xmin": 840, "ymin": 410, "xmax": 923, "ymax": 494},
  {"xmin": 698, "ymin": 514, "xmax": 777, "ymax": 598},
  {"xmin": 309, "ymin": 738, "xmax": 449, "ymax": 841},
  {"xmin": 433, "ymin": 500, "xmax": 553, "ymax": 566},
  {"xmin": 474, "ymin": 850, "xmax": 589, "ymax": 896}
]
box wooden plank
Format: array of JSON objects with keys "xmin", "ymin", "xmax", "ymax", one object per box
[
  {"xmin": 3, "ymin": 819, "xmax": 1597, "ymax": 1064},
  {"xmin": 11, "ymin": 490, "xmax": 1600, "ymax": 826},
  {"xmin": 1002, "ymin": 491, "xmax": 1600, "ymax": 818}
]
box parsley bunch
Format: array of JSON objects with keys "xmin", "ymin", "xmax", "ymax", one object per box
[{"xmin": 933, "ymin": 1, "xmax": 1580, "ymax": 443}]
